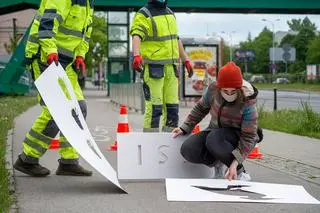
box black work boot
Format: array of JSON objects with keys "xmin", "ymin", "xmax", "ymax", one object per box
[
  {"xmin": 13, "ymin": 156, "xmax": 50, "ymax": 177},
  {"xmin": 56, "ymin": 160, "xmax": 92, "ymax": 176}
]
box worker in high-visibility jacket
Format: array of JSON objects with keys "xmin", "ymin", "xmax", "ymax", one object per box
[
  {"xmin": 13, "ymin": 0, "xmax": 94, "ymax": 177},
  {"xmin": 130, "ymin": 0, "xmax": 193, "ymax": 132}
]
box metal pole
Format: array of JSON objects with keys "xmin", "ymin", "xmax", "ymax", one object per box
[
  {"xmin": 245, "ymin": 60, "xmax": 248, "ymax": 74},
  {"xmin": 229, "ymin": 34, "xmax": 233, "ymax": 61},
  {"xmin": 221, "ymin": 31, "xmax": 235, "ymax": 62},
  {"xmin": 285, "ymin": 61, "xmax": 288, "ymax": 73},
  {"xmin": 262, "ymin": 19, "xmax": 280, "ymax": 75},
  {"xmin": 272, "ymin": 22, "xmax": 275, "ymax": 75},
  {"xmin": 273, "ymin": 88, "xmax": 277, "ymax": 111}
]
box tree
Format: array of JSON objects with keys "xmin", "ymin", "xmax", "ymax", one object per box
[
  {"xmin": 247, "ymin": 32, "xmax": 252, "ymax": 42},
  {"xmin": 284, "ymin": 17, "xmax": 317, "ymax": 73},
  {"xmin": 287, "ymin": 17, "xmax": 317, "ymax": 32},
  {"xmin": 4, "ymin": 37, "xmax": 18, "ymax": 54},
  {"xmin": 307, "ymin": 37, "xmax": 320, "ymax": 64},
  {"xmin": 3, "ymin": 18, "xmax": 21, "ymax": 54},
  {"xmin": 222, "ymin": 41, "xmax": 230, "ymax": 65},
  {"xmin": 293, "ymin": 28, "xmax": 316, "ymax": 62},
  {"xmin": 85, "ymin": 15, "xmax": 108, "ymax": 77},
  {"xmin": 238, "ymin": 27, "xmax": 272, "ymax": 73},
  {"xmin": 280, "ymin": 34, "xmax": 296, "ymax": 46}
]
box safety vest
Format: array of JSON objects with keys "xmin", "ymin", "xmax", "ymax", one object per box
[
  {"xmin": 130, "ymin": 6, "xmax": 179, "ymax": 65},
  {"xmin": 25, "ymin": 0, "xmax": 94, "ymax": 63}
]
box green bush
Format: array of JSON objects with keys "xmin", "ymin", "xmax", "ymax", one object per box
[
  {"xmin": 259, "ymin": 102, "xmax": 320, "ymax": 139},
  {"xmin": 0, "ymin": 96, "xmax": 37, "ymax": 213}
]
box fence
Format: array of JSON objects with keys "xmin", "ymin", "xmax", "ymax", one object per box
[
  {"xmin": 242, "ymin": 73, "xmax": 308, "ymax": 84},
  {"xmin": 109, "ymin": 83, "xmax": 145, "ymax": 113}
]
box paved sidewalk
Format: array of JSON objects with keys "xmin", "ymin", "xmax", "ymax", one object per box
[{"xmin": 10, "ymin": 87, "xmax": 320, "ymax": 213}]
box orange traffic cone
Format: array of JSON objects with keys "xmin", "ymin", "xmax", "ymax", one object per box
[
  {"xmin": 49, "ymin": 138, "xmax": 60, "ymax": 150},
  {"xmin": 192, "ymin": 124, "xmax": 200, "ymax": 134},
  {"xmin": 248, "ymin": 144, "xmax": 264, "ymax": 159},
  {"xmin": 109, "ymin": 105, "xmax": 130, "ymax": 151}
]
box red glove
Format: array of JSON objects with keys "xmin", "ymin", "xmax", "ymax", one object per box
[
  {"xmin": 47, "ymin": 53, "xmax": 59, "ymax": 66},
  {"xmin": 133, "ymin": 55, "xmax": 144, "ymax": 72},
  {"xmin": 75, "ymin": 56, "xmax": 86, "ymax": 75},
  {"xmin": 185, "ymin": 58, "xmax": 194, "ymax": 78}
]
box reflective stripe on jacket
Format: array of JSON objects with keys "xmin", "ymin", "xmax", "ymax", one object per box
[
  {"xmin": 130, "ymin": 5, "xmax": 179, "ymax": 65},
  {"xmin": 25, "ymin": 0, "xmax": 93, "ymax": 62}
]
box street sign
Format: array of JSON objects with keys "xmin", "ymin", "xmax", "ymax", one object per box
[
  {"xmin": 269, "ymin": 47, "xmax": 296, "ymax": 62},
  {"xmin": 234, "ymin": 49, "xmax": 256, "ymax": 62}
]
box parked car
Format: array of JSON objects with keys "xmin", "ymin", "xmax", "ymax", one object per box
[
  {"xmin": 249, "ymin": 75, "xmax": 266, "ymax": 83},
  {"xmin": 273, "ymin": 78, "xmax": 290, "ymax": 84}
]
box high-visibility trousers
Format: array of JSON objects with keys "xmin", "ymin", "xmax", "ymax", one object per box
[
  {"xmin": 20, "ymin": 60, "xmax": 86, "ymax": 164},
  {"xmin": 142, "ymin": 63, "xmax": 179, "ymax": 132}
]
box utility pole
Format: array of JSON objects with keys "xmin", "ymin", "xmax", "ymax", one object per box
[
  {"xmin": 220, "ymin": 38, "xmax": 224, "ymax": 68},
  {"xmin": 262, "ymin": 18, "xmax": 280, "ymax": 75},
  {"xmin": 221, "ymin": 31, "xmax": 236, "ymax": 62}
]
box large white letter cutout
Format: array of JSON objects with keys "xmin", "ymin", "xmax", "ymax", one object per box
[
  {"xmin": 35, "ymin": 63, "xmax": 124, "ymax": 191},
  {"xmin": 166, "ymin": 179, "xmax": 320, "ymax": 204},
  {"xmin": 117, "ymin": 133, "xmax": 212, "ymax": 180}
]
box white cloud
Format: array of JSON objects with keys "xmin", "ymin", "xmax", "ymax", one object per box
[{"xmin": 175, "ymin": 13, "xmax": 320, "ymax": 44}]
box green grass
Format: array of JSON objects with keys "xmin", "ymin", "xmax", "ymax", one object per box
[
  {"xmin": 0, "ymin": 96, "xmax": 37, "ymax": 213},
  {"xmin": 254, "ymin": 83, "xmax": 320, "ymax": 92},
  {"xmin": 258, "ymin": 102, "xmax": 320, "ymax": 139}
]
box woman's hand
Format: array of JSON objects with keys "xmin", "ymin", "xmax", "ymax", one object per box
[
  {"xmin": 225, "ymin": 160, "xmax": 239, "ymax": 181},
  {"xmin": 172, "ymin": 127, "xmax": 184, "ymax": 138}
]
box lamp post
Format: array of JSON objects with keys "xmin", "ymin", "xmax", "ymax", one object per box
[
  {"xmin": 221, "ymin": 31, "xmax": 236, "ymax": 62},
  {"xmin": 262, "ymin": 18, "xmax": 280, "ymax": 75}
]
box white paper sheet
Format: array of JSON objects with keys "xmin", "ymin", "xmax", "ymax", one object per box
[
  {"xmin": 117, "ymin": 133, "xmax": 212, "ymax": 180},
  {"xmin": 166, "ymin": 178, "xmax": 320, "ymax": 204},
  {"xmin": 35, "ymin": 63, "xmax": 124, "ymax": 191}
]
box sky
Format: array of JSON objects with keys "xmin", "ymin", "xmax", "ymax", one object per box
[{"xmin": 174, "ymin": 13, "xmax": 320, "ymax": 45}]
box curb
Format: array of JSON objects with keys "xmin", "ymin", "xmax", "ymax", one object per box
[
  {"xmin": 110, "ymin": 100, "xmax": 144, "ymax": 114},
  {"xmin": 5, "ymin": 129, "xmax": 18, "ymax": 213},
  {"xmin": 259, "ymin": 88, "xmax": 320, "ymax": 94},
  {"xmin": 248, "ymin": 155, "xmax": 320, "ymax": 187}
]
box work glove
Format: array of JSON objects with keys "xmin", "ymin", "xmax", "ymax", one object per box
[
  {"xmin": 74, "ymin": 56, "xmax": 86, "ymax": 76},
  {"xmin": 133, "ymin": 55, "xmax": 144, "ymax": 72},
  {"xmin": 47, "ymin": 53, "xmax": 59, "ymax": 66},
  {"xmin": 185, "ymin": 58, "xmax": 193, "ymax": 78}
]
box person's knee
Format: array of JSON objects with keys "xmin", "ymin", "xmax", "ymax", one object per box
[
  {"xmin": 180, "ymin": 142, "xmax": 193, "ymax": 162},
  {"xmin": 180, "ymin": 141, "xmax": 200, "ymax": 163},
  {"xmin": 206, "ymin": 142, "xmax": 230, "ymax": 160},
  {"xmin": 78, "ymin": 100, "xmax": 87, "ymax": 119},
  {"xmin": 205, "ymin": 129, "xmax": 235, "ymax": 160}
]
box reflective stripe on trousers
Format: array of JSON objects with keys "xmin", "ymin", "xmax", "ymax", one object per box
[
  {"xmin": 142, "ymin": 64, "xmax": 179, "ymax": 132},
  {"xmin": 21, "ymin": 60, "xmax": 87, "ymax": 163}
]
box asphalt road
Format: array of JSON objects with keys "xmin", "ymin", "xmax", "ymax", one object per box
[
  {"xmin": 11, "ymin": 88, "xmax": 320, "ymax": 213},
  {"xmin": 257, "ymin": 90, "xmax": 320, "ymax": 112}
]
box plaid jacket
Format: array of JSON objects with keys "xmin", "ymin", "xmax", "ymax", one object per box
[{"xmin": 180, "ymin": 81, "xmax": 259, "ymax": 164}]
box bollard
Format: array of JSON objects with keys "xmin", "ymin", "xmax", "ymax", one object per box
[{"xmin": 273, "ymin": 88, "xmax": 277, "ymax": 111}]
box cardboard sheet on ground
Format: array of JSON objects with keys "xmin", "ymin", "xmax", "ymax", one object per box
[
  {"xmin": 34, "ymin": 63, "xmax": 124, "ymax": 191},
  {"xmin": 117, "ymin": 133, "xmax": 212, "ymax": 180},
  {"xmin": 166, "ymin": 178, "xmax": 320, "ymax": 204}
]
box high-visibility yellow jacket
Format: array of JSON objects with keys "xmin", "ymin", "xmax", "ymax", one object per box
[
  {"xmin": 130, "ymin": 4, "xmax": 179, "ymax": 65},
  {"xmin": 25, "ymin": 0, "xmax": 94, "ymax": 63}
]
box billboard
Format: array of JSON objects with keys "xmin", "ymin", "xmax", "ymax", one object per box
[
  {"xmin": 183, "ymin": 45, "xmax": 219, "ymax": 97},
  {"xmin": 307, "ymin": 65, "xmax": 320, "ymax": 80}
]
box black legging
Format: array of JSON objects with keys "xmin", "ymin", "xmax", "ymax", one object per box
[{"xmin": 180, "ymin": 128, "xmax": 244, "ymax": 171}]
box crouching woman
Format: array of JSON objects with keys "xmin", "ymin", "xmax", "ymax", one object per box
[{"xmin": 172, "ymin": 62, "xmax": 262, "ymax": 181}]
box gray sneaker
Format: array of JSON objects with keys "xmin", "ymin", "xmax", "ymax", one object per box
[
  {"xmin": 213, "ymin": 161, "xmax": 228, "ymax": 179},
  {"xmin": 237, "ymin": 171, "xmax": 251, "ymax": 181}
]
